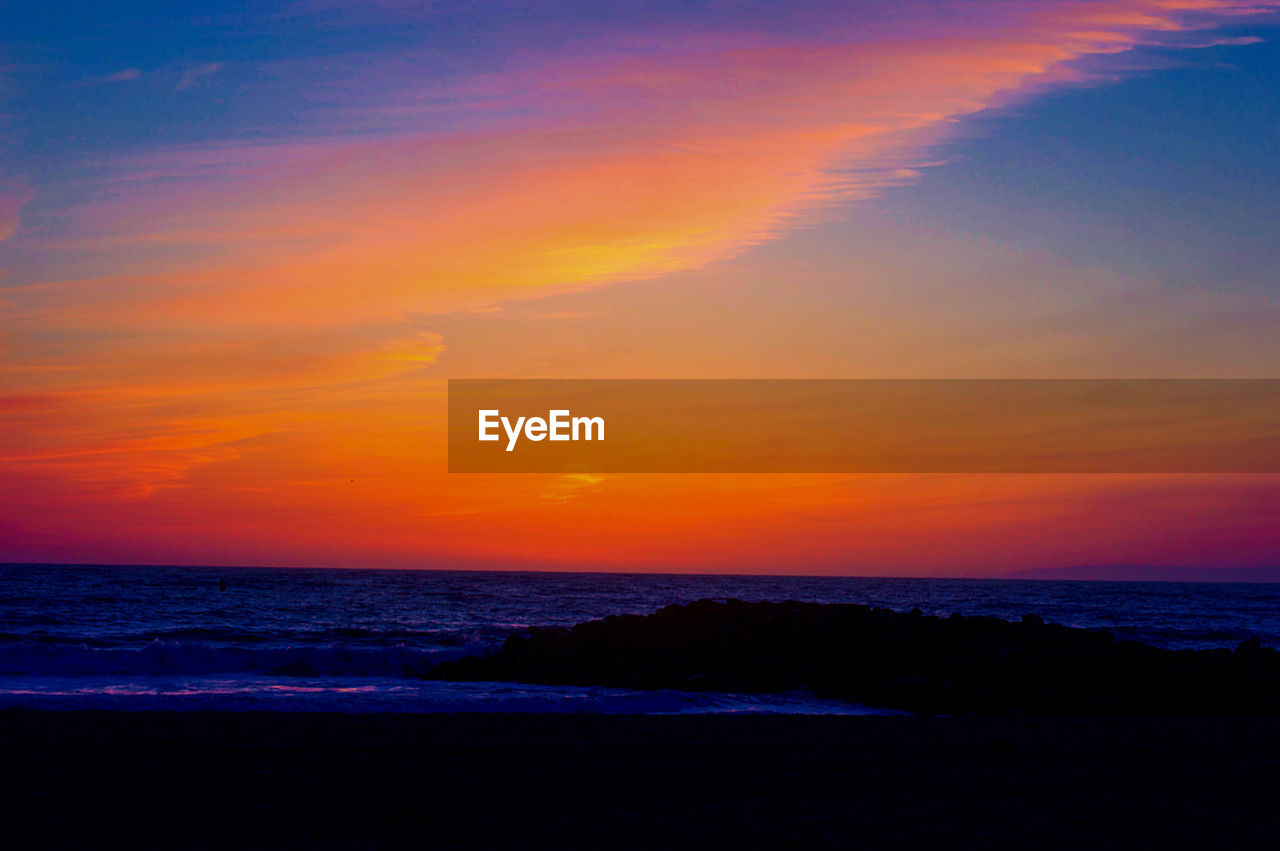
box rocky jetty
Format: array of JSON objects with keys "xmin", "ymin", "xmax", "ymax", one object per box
[{"xmin": 429, "ymin": 598, "xmax": 1280, "ymax": 714}]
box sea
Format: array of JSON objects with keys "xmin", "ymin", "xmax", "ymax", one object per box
[{"xmin": 2, "ymin": 564, "xmax": 1278, "ymax": 714}]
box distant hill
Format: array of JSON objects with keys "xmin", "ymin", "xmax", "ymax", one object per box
[{"xmin": 1007, "ymin": 564, "xmax": 1280, "ymax": 583}]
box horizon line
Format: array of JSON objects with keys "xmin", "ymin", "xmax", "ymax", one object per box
[{"xmin": 5, "ymin": 561, "xmax": 1280, "ymax": 584}]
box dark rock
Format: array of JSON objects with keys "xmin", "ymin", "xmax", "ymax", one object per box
[
  {"xmin": 1237, "ymin": 636, "xmax": 1263, "ymax": 654},
  {"xmin": 427, "ymin": 599, "xmax": 1280, "ymax": 716}
]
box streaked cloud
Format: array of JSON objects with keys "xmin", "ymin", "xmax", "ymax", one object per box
[
  {"xmin": 0, "ymin": 178, "xmax": 32, "ymax": 242},
  {"xmin": 14, "ymin": 2, "xmax": 1273, "ymax": 326},
  {"xmin": 1, "ymin": 0, "xmax": 1277, "ymax": 569},
  {"xmin": 76, "ymin": 68, "xmax": 142, "ymax": 87},
  {"xmin": 175, "ymin": 62, "xmax": 224, "ymax": 91}
]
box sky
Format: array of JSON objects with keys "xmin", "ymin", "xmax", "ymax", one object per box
[{"xmin": 2, "ymin": 0, "xmax": 1279, "ymax": 574}]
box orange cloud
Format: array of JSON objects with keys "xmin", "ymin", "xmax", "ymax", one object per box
[
  {"xmin": 14, "ymin": 2, "xmax": 1270, "ymax": 328},
  {"xmin": 3, "ymin": 0, "xmax": 1277, "ymax": 568}
]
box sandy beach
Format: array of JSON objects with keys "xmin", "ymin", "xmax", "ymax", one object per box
[{"xmin": 4, "ymin": 710, "xmax": 1279, "ymax": 849}]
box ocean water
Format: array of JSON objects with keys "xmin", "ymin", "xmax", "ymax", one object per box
[{"xmin": 2, "ymin": 564, "xmax": 1278, "ymax": 713}]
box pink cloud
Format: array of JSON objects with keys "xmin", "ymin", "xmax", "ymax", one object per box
[
  {"xmin": 0, "ymin": 179, "xmax": 33, "ymax": 242},
  {"xmin": 20, "ymin": 1, "xmax": 1273, "ymax": 328}
]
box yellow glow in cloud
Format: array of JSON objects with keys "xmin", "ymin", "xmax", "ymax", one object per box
[
  {"xmin": 2, "ymin": 0, "xmax": 1276, "ymax": 568},
  {"xmin": 11, "ymin": 1, "xmax": 1266, "ymax": 331}
]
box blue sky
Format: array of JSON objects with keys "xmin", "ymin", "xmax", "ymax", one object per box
[{"xmin": 885, "ymin": 29, "xmax": 1280, "ymax": 293}]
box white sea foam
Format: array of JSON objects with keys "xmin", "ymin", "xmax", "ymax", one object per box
[{"xmin": 0, "ymin": 674, "xmax": 881, "ymax": 714}]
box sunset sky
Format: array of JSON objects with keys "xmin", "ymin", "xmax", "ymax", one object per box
[{"xmin": 3, "ymin": 0, "xmax": 1279, "ymax": 573}]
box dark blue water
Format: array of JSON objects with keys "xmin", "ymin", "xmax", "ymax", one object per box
[{"xmin": 2, "ymin": 564, "xmax": 1277, "ymax": 712}]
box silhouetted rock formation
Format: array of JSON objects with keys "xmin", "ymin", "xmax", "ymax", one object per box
[{"xmin": 429, "ymin": 599, "xmax": 1280, "ymax": 715}]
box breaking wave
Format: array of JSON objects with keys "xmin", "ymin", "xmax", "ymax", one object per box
[{"xmin": 0, "ymin": 638, "xmax": 496, "ymax": 678}]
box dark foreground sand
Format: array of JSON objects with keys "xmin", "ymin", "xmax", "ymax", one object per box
[{"xmin": 3, "ymin": 711, "xmax": 1280, "ymax": 849}]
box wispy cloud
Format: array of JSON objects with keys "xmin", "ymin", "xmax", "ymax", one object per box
[
  {"xmin": 176, "ymin": 62, "xmax": 224, "ymax": 91},
  {"xmin": 20, "ymin": 2, "xmax": 1276, "ymax": 326},
  {"xmin": 75, "ymin": 68, "xmax": 142, "ymax": 87},
  {"xmin": 0, "ymin": 178, "xmax": 32, "ymax": 242}
]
